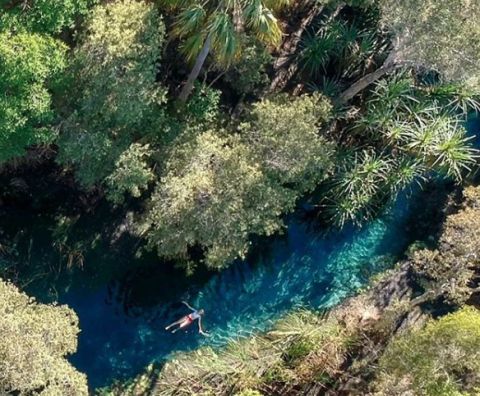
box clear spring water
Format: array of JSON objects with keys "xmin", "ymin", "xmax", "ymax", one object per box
[
  {"xmin": 0, "ymin": 118, "xmax": 476, "ymax": 391},
  {"xmin": 57, "ymin": 191, "xmax": 416, "ymax": 389}
]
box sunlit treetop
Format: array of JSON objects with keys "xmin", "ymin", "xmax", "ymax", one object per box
[
  {"xmin": 0, "ymin": 0, "xmax": 93, "ymax": 34},
  {"xmin": 0, "ymin": 32, "xmax": 66, "ymax": 163},
  {"xmin": 0, "ymin": 279, "xmax": 87, "ymax": 395},
  {"xmin": 380, "ymin": 0, "xmax": 480, "ymax": 88}
]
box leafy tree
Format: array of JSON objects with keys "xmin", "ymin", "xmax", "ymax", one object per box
[
  {"xmin": 0, "ymin": 279, "xmax": 87, "ymax": 395},
  {"xmin": 105, "ymin": 143, "xmax": 155, "ymax": 205},
  {"xmin": 0, "ymin": 0, "xmax": 92, "ymax": 34},
  {"xmin": 0, "ymin": 32, "xmax": 66, "ymax": 164},
  {"xmin": 375, "ymin": 307, "xmax": 480, "ymax": 396},
  {"xmin": 138, "ymin": 130, "xmax": 297, "ymax": 269},
  {"xmin": 139, "ymin": 94, "xmax": 335, "ymax": 269},
  {"xmin": 410, "ymin": 185, "xmax": 480, "ymax": 306},
  {"xmin": 160, "ymin": 0, "xmax": 292, "ymax": 102},
  {"xmin": 242, "ymin": 93, "xmax": 334, "ymax": 191},
  {"xmin": 340, "ymin": 0, "xmax": 480, "ymax": 102},
  {"xmin": 57, "ymin": 0, "xmax": 166, "ymax": 188}
]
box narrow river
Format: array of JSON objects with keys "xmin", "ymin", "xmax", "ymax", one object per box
[
  {"xmin": 61, "ymin": 191, "xmax": 417, "ymax": 389},
  {"xmin": 3, "ymin": 117, "xmax": 478, "ymax": 390}
]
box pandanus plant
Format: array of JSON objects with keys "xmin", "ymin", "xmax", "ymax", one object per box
[{"xmin": 160, "ymin": 0, "xmax": 292, "ymax": 102}]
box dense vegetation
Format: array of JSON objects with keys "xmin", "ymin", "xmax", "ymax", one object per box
[
  {"xmin": 1, "ymin": 0, "xmax": 480, "ymax": 394},
  {"xmin": 0, "ymin": 279, "xmax": 87, "ymax": 395},
  {"xmin": 105, "ymin": 185, "xmax": 480, "ymax": 395}
]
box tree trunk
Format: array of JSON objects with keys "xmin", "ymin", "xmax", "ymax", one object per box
[
  {"xmin": 178, "ymin": 34, "xmax": 212, "ymax": 103},
  {"xmin": 266, "ymin": 1, "xmax": 345, "ymax": 95},
  {"xmin": 338, "ymin": 55, "xmax": 401, "ymax": 103}
]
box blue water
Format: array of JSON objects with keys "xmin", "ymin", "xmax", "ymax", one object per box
[
  {"xmin": 55, "ymin": 191, "xmax": 416, "ymax": 389},
  {"xmin": 42, "ymin": 116, "xmax": 476, "ymax": 389}
]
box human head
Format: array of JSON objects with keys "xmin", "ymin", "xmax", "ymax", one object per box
[{"xmin": 199, "ymin": 309, "xmax": 205, "ymax": 315}]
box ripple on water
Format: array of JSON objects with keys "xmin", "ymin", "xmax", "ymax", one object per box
[{"xmin": 59, "ymin": 191, "xmax": 414, "ymax": 389}]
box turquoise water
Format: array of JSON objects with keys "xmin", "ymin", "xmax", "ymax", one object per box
[
  {"xmin": 0, "ymin": 119, "xmax": 475, "ymax": 391},
  {"xmin": 56, "ymin": 191, "xmax": 416, "ymax": 389},
  {"xmin": 55, "ymin": 116, "xmax": 478, "ymax": 389}
]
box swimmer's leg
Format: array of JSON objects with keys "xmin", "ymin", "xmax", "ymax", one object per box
[
  {"xmin": 172, "ymin": 319, "xmax": 191, "ymax": 333},
  {"xmin": 165, "ymin": 318, "xmax": 185, "ymax": 331}
]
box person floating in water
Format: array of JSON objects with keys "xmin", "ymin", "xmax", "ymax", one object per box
[{"xmin": 165, "ymin": 301, "xmax": 209, "ymax": 336}]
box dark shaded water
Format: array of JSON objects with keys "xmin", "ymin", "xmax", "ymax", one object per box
[
  {"xmin": 0, "ymin": 117, "xmax": 477, "ymax": 390},
  {"xmin": 62, "ymin": 192, "xmax": 415, "ymax": 389}
]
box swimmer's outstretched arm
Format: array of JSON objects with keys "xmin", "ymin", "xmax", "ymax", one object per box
[
  {"xmin": 198, "ymin": 317, "xmax": 210, "ymax": 337},
  {"xmin": 182, "ymin": 301, "xmax": 196, "ymax": 311}
]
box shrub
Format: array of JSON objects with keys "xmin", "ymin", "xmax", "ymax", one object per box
[
  {"xmin": 0, "ymin": 32, "xmax": 66, "ymax": 163},
  {"xmin": 0, "ymin": 279, "xmax": 87, "ymax": 395},
  {"xmin": 154, "ymin": 310, "xmax": 350, "ymax": 395},
  {"xmin": 374, "ymin": 307, "xmax": 480, "ymax": 396}
]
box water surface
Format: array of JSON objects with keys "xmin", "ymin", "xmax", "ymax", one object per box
[{"xmin": 58, "ymin": 192, "xmax": 416, "ymax": 388}]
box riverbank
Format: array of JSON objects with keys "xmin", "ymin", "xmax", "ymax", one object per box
[
  {"xmin": 0, "ymin": 150, "xmax": 455, "ymax": 390},
  {"xmin": 102, "ymin": 184, "xmax": 480, "ymax": 396}
]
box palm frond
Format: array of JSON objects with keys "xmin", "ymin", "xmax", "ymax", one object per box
[
  {"xmin": 208, "ymin": 11, "xmax": 241, "ymax": 65},
  {"xmin": 244, "ymin": 0, "xmax": 283, "ymax": 47},
  {"xmin": 173, "ymin": 4, "xmax": 207, "ymax": 38}
]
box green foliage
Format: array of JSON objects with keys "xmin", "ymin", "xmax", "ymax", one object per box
[
  {"xmin": 163, "ymin": 0, "xmax": 292, "ymax": 101},
  {"xmin": 163, "ymin": 0, "xmax": 290, "ymax": 64},
  {"xmin": 57, "ymin": 0, "xmax": 166, "ymax": 188},
  {"xmin": 328, "ymin": 74, "xmax": 478, "ymax": 227},
  {"xmin": 154, "ymin": 310, "xmax": 349, "ymax": 395},
  {"xmin": 410, "ymin": 185, "xmax": 480, "ymax": 305},
  {"xmin": 379, "ymin": 0, "xmax": 480, "ymax": 88},
  {"xmin": 184, "ymin": 83, "xmax": 221, "ymax": 125},
  {"xmin": 242, "ymin": 93, "xmax": 334, "ymax": 192},
  {"xmin": 375, "ymin": 307, "xmax": 480, "ymax": 396},
  {"xmin": 0, "ymin": 278, "xmax": 87, "ymax": 395},
  {"xmin": 224, "ymin": 38, "xmax": 272, "ymax": 96},
  {"xmin": 139, "ymin": 94, "xmax": 335, "ymax": 269},
  {"xmin": 300, "ymin": 10, "xmax": 386, "ymax": 83},
  {"xmin": 0, "ymin": 32, "xmax": 66, "ymax": 163},
  {"xmin": 300, "ymin": 28, "xmax": 338, "ymax": 77},
  {"xmin": 138, "ymin": 130, "xmax": 297, "ymax": 269},
  {"xmin": 361, "ymin": 75, "xmax": 478, "ymax": 180},
  {"xmin": 0, "ymin": 0, "xmax": 92, "ymax": 34},
  {"xmin": 106, "ymin": 143, "xmax": 155, "ymax": 205}
]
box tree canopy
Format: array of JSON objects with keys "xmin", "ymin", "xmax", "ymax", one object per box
[
  {"xmin": 380, "ymin": 0, "xmax": 480, "ymax": 87},
  {"xmin": 56, "ymin": 0, "xmax": 167, "ymax": 187},
  {"xmin": 340, "ymin": 0, "xmax": 480, "ymax": 101},
  {"xmin": 0, "ymin": 0, "xmax": 92, "ymax": 34},
  {"xmin": 139, "ymin": 94, "xmax": 335, "ymax": 269},
  {"xmin": 0, "ymin": 32, "xmax": 66, "ymax": 163},
  {"xmin": 0, "ymin": 279, "xmax": 87, "ymax": 395}
]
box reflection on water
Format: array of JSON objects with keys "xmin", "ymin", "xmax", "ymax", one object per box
[{"xmin": 58, "ymin": 191, "xmax": 415, "ymax": 389}]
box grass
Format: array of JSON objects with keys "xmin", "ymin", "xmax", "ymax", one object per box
[{"xmin": 153, "ymin": 310, "xmax": 351, "ymax": 396}]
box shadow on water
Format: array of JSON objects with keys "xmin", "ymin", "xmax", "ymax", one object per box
[
  {"xmin": 58, "ymin": 188, "xmax": 421, "ymax": 389},
  {"xmin": 1, "ymin": 126, "xmax": 476, "ymax": 390},
  {"xmin": 0, "ymin": 178, "xmax": 456, "ymax": 390}
]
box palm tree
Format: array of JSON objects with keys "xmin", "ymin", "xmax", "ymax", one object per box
[{"xmin": 160, "ymin": 0, "xmax": 292, "ymax": 102}]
